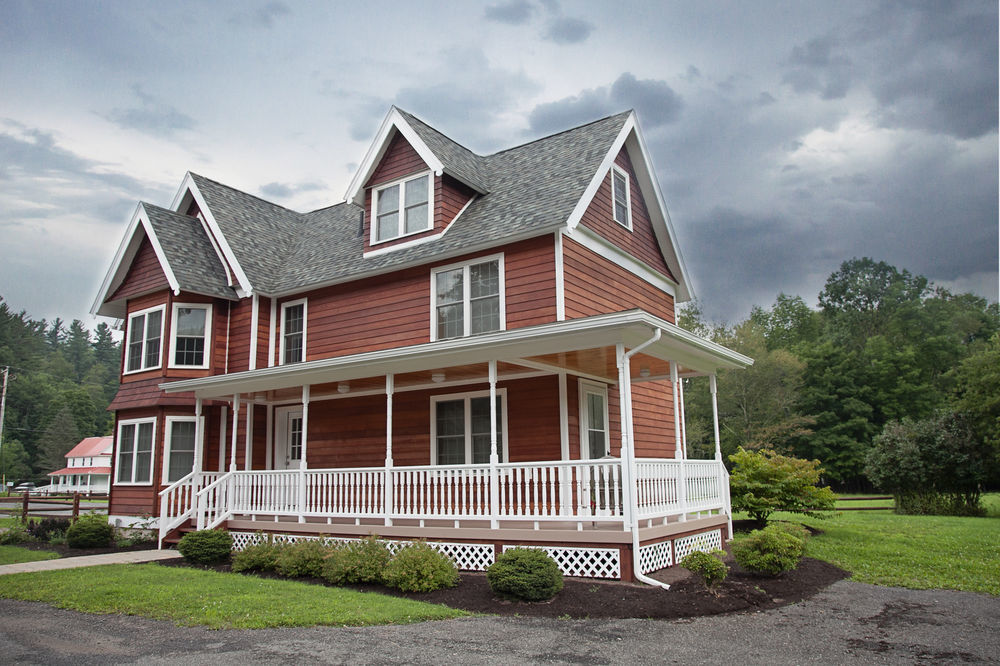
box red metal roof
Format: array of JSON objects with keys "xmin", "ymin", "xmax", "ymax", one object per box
[
  {"xmin": 64, "ymin": 436, "xmax": 113, "ymax": 459},
  {"xmin": 48, "ymin": 466, "xmax": 112, "ymax": 476}
]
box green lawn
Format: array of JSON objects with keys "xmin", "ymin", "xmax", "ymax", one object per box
[
  {"xmin": 0, "ymin": 546, "xmax": 60, "ymax": 565},
  {"xmin": 0, "ymin": 563, "xmax": 466, "ymax": 629}
]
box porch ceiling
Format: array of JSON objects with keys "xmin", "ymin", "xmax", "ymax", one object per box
[{"xmin": 162, "ymin": 310, "xmax": 752, "ymax": 400}]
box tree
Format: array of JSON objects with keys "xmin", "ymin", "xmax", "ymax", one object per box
[
  {"xmin": 950, "ymin": 333, "xmax": 1000, "ymax": 451},
  {"xmin": 34, "ymin": 406, "xmax": 80, "ymax": 475},
  {"xmin": 728, "ymin": 447, "xmax": 836, "ymax": 526},
  {"xmin": 0, "ymin": 438, "xmax": 32, "ymax": 484},
  {"xmin": 749, "ymin": 293, "xmax": 821, "ymax": 351},
  {"xmin": 64, "ymin": 319, "xmax": 94, "ymax": 382}
]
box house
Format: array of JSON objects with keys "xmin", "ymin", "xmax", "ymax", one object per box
[
  {"xmin": 46, "ymin": 436, "xmax": 113, "ymax": 495},
  {"xmin": 91, "ymin": 107, "xmax": 752, "ymax": 583}
]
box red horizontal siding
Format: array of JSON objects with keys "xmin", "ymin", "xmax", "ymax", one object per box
[{"xmin": 110, "ymin": 236, "xmax": 169, "ymax": 301}]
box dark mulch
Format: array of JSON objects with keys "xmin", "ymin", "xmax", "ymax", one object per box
[{"xmin": 14, "ymin": 540, "xmax": 158, "ymax": 558}]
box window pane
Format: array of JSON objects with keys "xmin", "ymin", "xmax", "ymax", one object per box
[
  {"xmin": 469, "ymin": 261, "xmax": 499, "ymax": 299},
  {"xmin": 283, "ymin": 304, "xmax": 304, "ymax": 363},
  {"xmin": 127, "ymin": 315, "xmax": 144, "ymax": 372},
  {"xmin": 469, "ymin": 296, "xmax": 500, "ymax": 334},
  {"xmin": 117, "ymin": 425, "xmax": 135, "ymax": 483},
  {"xmin": 168, "ymin": 421, "xmax": 196, "ymax": 482},
  {"xmin": 289, "ymin": 417, "xmax": 303, "ymax": 460},
  {"xmin": 436, "ymin": 303, "xmax": 464, "ymax": 339},
  {"xmin": 615, "ymin": 201, "xmax": 629, "ymax": 223},
  {"xmin": 376, "ymin": 212, "xmax": 398, "ymax": 241},
  {"xmin": 437, "ymin": 436, "xmax": 465, "ymax": 465},
  {"xmin": 175, "ymin": 308, "xmax": 206, "ymax": 337},
  {"xmin": 284, "ymin": 334, "xmax": 303, "ymax": 364},
  {"xmin": 588, "ymin": 430, "xmax": 607, "ymax": 459},
  {"xmin": 404, "ymin": 203, "xmax": 428, "ymax": 233},
  {"xmin": 284, "ymin": 304, "xmax": 303, "ymax": 334},
  {"xmin": 588, "ymin": 393, "xmax": 605, "ymax": 429},
  {"xmin": 435, "ymin": 268, "xmax": 463, "ymax": 304},
  {"xmin": 377, "ymin": 184, "xmax": 399, "ymax": 214},
  {"xmin": 613, "ymin": 172, "xmax": 628, "ymax": 200},
  {"xmin": 470, "ymin": 397, "xmax": 502, "ymax": 463},
  {"xmin": 135, "ymin": 422, "xmax": 154, "ymax": 483},
  {"xmin": 144, "ymin": 310, "xmax": 162, "ymax": 368},
  {"xmin": 405, "ymin": 175, "xmax": 428, "ymax": 205},
  {"xmin": 174, "ymin": 337, "xmax": 205, "ymax": 366},
  {"xmin": 436, "ymin": 400, "xmax": 465, "ymax": 465}
]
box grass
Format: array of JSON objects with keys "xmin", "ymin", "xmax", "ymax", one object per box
[
  {"xmin": 0, "ymin": 563, "xmax": 467, "ymax": 629},
  {"xmin": 0, "ymin": 545, "xmax": 60, "ymax": 565}
]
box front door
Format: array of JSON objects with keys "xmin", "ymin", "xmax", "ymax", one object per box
[{"xmin": 274, "ymin": 407, "xmax": 304, "ymax": 470}]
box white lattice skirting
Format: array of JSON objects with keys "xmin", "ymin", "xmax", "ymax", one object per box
[
  {"xmin": 637, "ymin": 540, "xmax": 673, "ymax": 574},
  {"xmin": 229, "ymin": 532, "xmax": 496, "ymax": 571},
  {"xmin": 672, "ymin": 529, "xmax": 723, "ymax": 563},
  {"xmin": 501, "ymin": 544, "xmax": 621, "ymax": 579}
]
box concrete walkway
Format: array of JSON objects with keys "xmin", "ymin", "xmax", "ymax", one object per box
[{"xmin": 0, "ymin": 549, "xmax": 182, "ymax": 575}]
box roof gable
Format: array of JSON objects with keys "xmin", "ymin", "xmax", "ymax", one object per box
[{"xmin": 65, "ymin": 436, "xmax": 112, "ymax": 458}]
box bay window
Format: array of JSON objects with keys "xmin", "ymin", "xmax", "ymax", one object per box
[
  {"xmin": 432, "ymin": 255, "xmax": 504, "ymax": 340},
  {"xmin": 169, "ymin": 303, "xmax": 212, "ymax": 369},
  {"xmin": 116, "ymin": 418, "xmax": 155, "ymax": 485},
  {"xmin": 125, "ymin": 305, "xmax": 164, "ymax": 373}
]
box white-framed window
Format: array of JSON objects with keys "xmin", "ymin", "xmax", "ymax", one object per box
[
  {"xmin": 431, "ymin": 254, "xmax": 505, "ymax": 341},
  {"xmin": 430, "ymin": 389, "xmax": 508, "ymax": 465},
  {"xmin": 611, "ymin": 165, "xmax": 632, "ymax": 230},
  {"xmin": 169, "ymin": 303, "xmax": 213, "ymax": 369},
  {"xmin": 371, "ymin": 171, "xmax": 433, "ymax": 244},
  {"xmin": 579, "ymin": 380, "xmax": 610, "ymax": 459},
  {"xmin": 124, "ymin": 305, "xmax": 165, "ymax": 374},
  {"xmin": 115, "ymin": 418, "xmax": 156, "ymax": 485},
  {"xmin": 163, "ymin": 416, "xmax": 202, "ymax": 483},
  {"xmin": 280, "ymin": 299, "xmax": 307, "ymax": 365}
]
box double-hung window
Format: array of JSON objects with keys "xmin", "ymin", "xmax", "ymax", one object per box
[
  {"xmin": 125, "ymin": 305, "xmax": 164, "ymax": 373},
  {"xmin": 611, "ymin": 165, "xmax": 632, "ymax": 230},
  {"xmin": 169, "ymin": 303, "xmax": 212, "ymax": 369},
  {"xmin": 116, "ymin": 418, "xmax": 155, "ymax": 485},
  {"xmin": 579, "ymin": 380, "xmax": 610, "ymax": 459},
  {"xmin": 432, "ymin": 255, "xmax": 504, "ymax": 340},
  {"xmin": 163, "ymin": 417, "xmax": 199, "ymax": 483},
  {"xmin": 372, "ymin": 172, "xmax": 432, "ymax": 244},
  {"xmin": 432, "ymin": 390, "xmax": 507, "ymax": 465},
  {"xmin": 280, "ymin": 299, "xmax": 307, "ymax": 364}
]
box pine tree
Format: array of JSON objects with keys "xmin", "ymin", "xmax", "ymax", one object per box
[{"xmin": 35, "ymin": 407, "xmax": 80, "ymax": 475}]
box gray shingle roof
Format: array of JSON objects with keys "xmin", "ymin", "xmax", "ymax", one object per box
[{"xmin": 395, "ymin": 108, "xmax": 490, "ymax": 193}]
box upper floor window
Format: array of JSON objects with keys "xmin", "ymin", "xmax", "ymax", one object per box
[
  {"xmin": 611, "ymin": 165, "xmax": 632, "ymax": 230},
  {"xmin": 169, "ymin": 303, "xmax": 213, "ymax": 369},
  {"xmin": 372, "ymin": 172, "xmax": 432, "ymax": 244},
  {"xmin": 116, "ymin": 418, "xmax": 155, "ymax": 485},
  {"xmin": 431, "ymin": 255, "xmax": 505, "ymax": 341},
  {"xmin": 125, "ymin": 305, "xmax": 164, "ymax": 374},
  {"xmin": 280, "ymin": 299, "xmax": 307, "ymax": 364}
]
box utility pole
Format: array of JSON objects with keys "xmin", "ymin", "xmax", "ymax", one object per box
[{"xmin": 0, "ymin": 366, "xmax": 8, "ymax": 487}]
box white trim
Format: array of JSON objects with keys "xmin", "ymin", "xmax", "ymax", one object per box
[
  {"xmin": 566, "ymin": 114, "xmax": 635, "ymax": 232},
  {"xmin": 249, "ymin": 294, "xmax": 259, "ymax": 371},
  {"xmin": 565, "ymin": 226, "xmax": 677, "ymax": 298},
  {"xmin": 245, "ymin": 402, "xmax": 254, "ymax": 471},
  {"xmin": 267, "ymin": 297, "xmax": 277, "ymax": 368},
  {"xmin": 430, "ymin": 388, "xmax": 509, "ymax": 465},
  {"xmin": 430, "ymin": 253, "xmax": 506, "ymax": 341},
  {"xmin": 265, "ymin": 404, "xmax": 274, "ymax": 471},
  {"xmin": 114, "ymin": 417, "xmax": 157, "ymax": 486},
  {"xmin": 123, "ymin": 304, "xmax": 166, "ymax": 375},
  {"xmin": 554, "ymin": 231, "xmax": 566, "ymax": 321},
  {"xmin": 578, "ymin": 379, "xmax": 610, "ymax": 460},
  {"xmin": 610, "ymin": 164, "xmax": 633, "ymax": 230},
  {"xmin": 279, "ymin": 298, "xmax": 308, "ymax": 365},
  {"xmin": 218, "ymin": 406, "xmax": 227, "ymax": 472},
  {"xmin": 558, "ymin": 372, "xmax": 569, "ymax": 461},
  {"xmin": 162, "ymin": 416, "xmax": 203, "ymax": 484},
  {"xmin": 167, "ymin": 302, "xmax": 213, "ymax": 370},
  {"xmin": 361, "ymin": 191, "xmax": 476, "ymax": 259},
  {"xmin": 370, "ymin": 170, "xmax": 435, "ymax": 246}
]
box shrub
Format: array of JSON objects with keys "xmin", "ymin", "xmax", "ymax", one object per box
[
  {"xmin": 731, "ymin": 525, "xmax": 805, "ymax": 576},
  {"xmin": 729, "ymin": 447, "xmax": 837, "ymax": 526},
  {"xmin": 177, "ymin": 529, "xmax": 233, "ymax": 564},
  {"xmin": 680, "ymin": 550, "xmax": 728, "ymax": 592},
  {"xmin": 383, "ymin": 541, "xmax": 459, "ymax": 592},
  {"xmin": 231, "ymin": 539, "xmax": 286, "ymax": 573},
  {"xmin": 274, "ymin": 540, "xmax": 328, "ymax": 578},
  {"xmin": 768, "ymin": 521, "xmax": 810, "ymax": 542},
  {"xmin": 27, "ymin": 517, "xmax": 71, "ymax": 542},
  {"xmin": 0, "ymin": 523, "xmax": 33, "ymax": 545},
  {"xmin": 321, "ymin": 536, "xmax": 391, "ymax": 585},
  {"xmin": 486, "ymin": 547, "xmax": 564, "ymax": 601},
  {"xmin": 66, "ymin": 514, "xmax": 114, "ymax": 549}
]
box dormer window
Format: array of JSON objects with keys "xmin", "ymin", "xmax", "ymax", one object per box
[
  {"xmin": 611, "ymin": 165, "xmax": 632, "ymax": 230},
  {"xmin": 125, "ymin": 305, "xmax": 164, "ymax": 374},
  {"xmin": 372, "ymin": 172, "xmax": 432, "ymax": 244}
]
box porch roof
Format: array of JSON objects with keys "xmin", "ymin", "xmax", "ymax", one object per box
[{"xmin": 160, "ymin": 310, "xmax": 752, "ymax": 400}]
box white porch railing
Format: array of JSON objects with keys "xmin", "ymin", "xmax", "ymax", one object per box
[{"xmin": 163, "ymin": 458, "xmax": 729, "ymax": 537}]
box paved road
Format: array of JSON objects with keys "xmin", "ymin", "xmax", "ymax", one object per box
[{"xmin": 0, "ymin": 581, "xmax": 997, "ymax": 664}]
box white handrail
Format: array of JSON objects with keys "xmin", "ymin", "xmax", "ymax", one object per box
[{"xmin": 157, "ymin": 471, "xmax": 222, "ymax": 547}]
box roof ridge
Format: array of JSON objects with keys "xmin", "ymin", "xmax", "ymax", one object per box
[
  {"xmin": 394, "ymin": 107, "xmax": 484, "ymax": 158},
  {"xmin": 189, "ymin": 172, "xmax": 303, "ymax": 215},
  {"xmin": 487, "ymin": 110, "xmax": 632, "ymax": 158}
]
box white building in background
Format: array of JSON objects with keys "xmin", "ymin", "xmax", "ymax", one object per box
[{"xmin": 47, "ymin": 436, "xmax": 112, "ymax": 495}]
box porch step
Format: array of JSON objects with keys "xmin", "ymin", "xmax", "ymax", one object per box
[{"xmin": 161, "ymin": 521, "xmax": 196, "ymax": 545}]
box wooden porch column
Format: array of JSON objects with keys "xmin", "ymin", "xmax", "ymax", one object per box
[
  {"xmin": 670, "ymin": 362, "xmax": 683, "ymax": 460},
  {"xmin": 710, "ymin": 374, "xmax": 722, "ymax": 461},
  {"xmin": 679, "ymin": 377, "xmax": 688, "ymax": 458},
  {"xmin": 489, "ymin": 359, "xmax": 500, "ymax": 529},
  {"xmin": 615, "ymin": 343, "xmax": 635, "ymax": 530},
  {"xmin": 384, "ymin": 374, "xmax": 394, "ymax": 527},
  {"xmin": 193, "ymin": 397, "xmax": 203, "ymax": 475},
  {"xmin": 229, "ymin": 394, "xmax": 239, "ymax": 472},
  {"xmin": 244, "ymin": 400, "xmax": 254, "ymax": 471},
  {"xmin": 298, "ymin": 385, "xmax": 310, "ymax": 523}
]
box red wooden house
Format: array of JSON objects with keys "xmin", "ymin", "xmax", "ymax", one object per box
[{"xmin": 92, "ymin": 108, "xmax": 751, "ymax": 583}]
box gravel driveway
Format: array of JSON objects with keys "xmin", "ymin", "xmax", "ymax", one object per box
[{"xmin": 1, "ymin": 581, "xmax": 997, "ymax": 664}]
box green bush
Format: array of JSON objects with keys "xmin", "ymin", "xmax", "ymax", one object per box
[
  {"xmin": 27, "ymin": 517, "xmax": 71, "ymax": 542},
  {"xmin": 66, "ymin": 514, "xmax": 114, "ymax": 549},
  {"xmin": 0, "ymin": 523, "xmax": 33, "ymax": 545},
  {"xmin": 273, "ymin": 539, "xmax": 328, "ymax": 578},
  {"xmin": 768, "ymin": 521, "xmax": 810, "ymax": 542},
  {"xmin": 729, "ymin": 447, "xmax": 837, "ymax": 526},
  {"xmin": 231, "ymin": 539, "xmax": 286, "ymax": 573},
  {"xmin": 383, "ymin": 541, "xmax": 459, "ymax": 592},
  {"xmin": 731, "ymin": 525, "xmax": 805, "ymax": 576},
  {"xmin": 486, "ymin": 547, "xmax": 564, "ymax": 601},
  {"xmin": 680, "ymin": 550, "xmax": 728, "ymax": 591},
  {"xmin": 177, "ymin": 529, "xmax": 233, "ymax": 564},
  {"xmin": 321, "ymin": 536, "xmax": 391, "ymax": 585}
]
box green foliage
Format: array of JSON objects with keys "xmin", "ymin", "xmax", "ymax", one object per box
[
  {"xmin": 729, "ymin": 447, "xmax": 836, "ymax": 526},
  {"xmin": 176, "ymin": 529, "xmax": 232, "ymax": 564},
  {"xmin": 486, "ymin": 547, "xmax": 564, "ymax": 601},
  {"xmin": 35, "ymin": 407, "xmax": 80, "ymax": 475},
  {"xmin": 231, "ymin": 540, "xmax": 285, "ymax": 573},
  {"xmin": 66, "ymin": 514, "xmax": 113, "ymax": 548},
  {"xmin": 0, "ymin": 523, "xmax": 33, "ymax": 545},
  {"xmin": 383, "ymin": 541, "xmax": 459, "ymax": 593},
  {"xmin": 731, "ymin": 525, "xmax": 805, "ymax": 575},
  {"xmin": 321, "ymin": 536, "xmax": 391, "ymax": 585},
  {"xmin": 950, "ymin": 333, "xmax": 1000, "ymax": 452},
  {"xmin": 273, "ymin": 539, "xmax": 327, "ymax": 578},
  {"xmin": 866, "ymin": 412, "xmax": 992, "ymax": 516},
  {"xmin": 26, "ymin": 517, "xmax": 71, "ymax": 542},
  {"xmin": 0, "ymin": 438, "xmax": 32, "ymax": 482},
  {"xmin": 679, "ymin": 550, "xmax": 728, "ymax": 591},
  {"xmin": 767, "ymin": 521, "xmax": 810, "ymax": 542}
]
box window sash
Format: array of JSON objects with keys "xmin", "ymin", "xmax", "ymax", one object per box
[
  {"xmin": 126, "ymin": 308, "xmax": 163, "ymax": 372},
  {"xmin": 433, "ymin": 394, "xmax": 504, "ymax": 465},
  {"xmin": 580, "ymin": 382, "xmax": 610, "ymax": 460},
  {"xmin": 172, "ymin": 306, "xmax": 209, "ymax": 367},
  {"xmin": 166, "ymin": 420, "xmax": 197, "ymax": 483},
  {"xmin": 116, "ymin": 420, "xmax": 155, "ymax": 484},
  {"xmin": 373, "ymin": 173, "xmax": 431, "ymax": 243},
  {"xmin": 434, "ymin": 258, "xmax": 501, "ymax": 340},
  {"xmin": 282, "ymin": 302, "xmax": 305, "ymax": 364},
  {"xmin": 612, "ymin": 167, "xmax": 631, "ymax": 228}
]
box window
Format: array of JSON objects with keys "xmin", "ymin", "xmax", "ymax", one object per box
[
  {"xmin": 431, "ymin": 255, "xmax": 504, "ymax": 340},
  {"xmin": 611, "ymin": 165, "xmax": 632, "ymax": 230},
  {"xmin": 431, "ymin": 390, "xmax": 507, "ymax": 465},
  {"xmin": 372, "ymin": 172, "xmax": 432, "ymax": 243},
  {"xmin": 116, "ymin": 418, "xmax": 155, "ymax": 485},
  {"xmin": 579, "ymin": 380, "xmax": 610, "ymax": 459},
  {"xmin": 163, "ymin": 417, "xmax": 199, "ymax": 483},
  {"xmin": 125, "ymin": 305, "xmax": 164, "ymax": 373},
  {"xmin": 280, "ymin": 299, "xmax": 307, "ymax": 364},
  {"xmin": 169, "ymin": 303, "xmax": 212, "ymax": 369}
]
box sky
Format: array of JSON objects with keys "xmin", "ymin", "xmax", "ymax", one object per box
[{"xmin": 1, "ymin": 0, "xmax": 997, "ymax": 329}]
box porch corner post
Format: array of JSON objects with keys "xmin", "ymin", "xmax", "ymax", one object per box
[
  {"xmin": 298, "ymin": 385, "xmax": 310, "ymax": 523},
  {"xmin": 488, "ymin": 359, "xmax": 500, "ymax": 529},
  {"xmin": 710, "ymin": 373, "xmax": 722, "ymax": 461},
  {"xmin": 229, "ymin": 394, "xmax": 239, "ymax": 472},
  {"xmin": 679, "ymin": 376, "xmax": 688, "ymax": 459},
  {"xmin": 671, "ymin": 362, "xmax": 687, "ymax": 522},
  {"xmin": 193, "ymin": 397, "xmax": 203, "ymax": 476},
  {"xmin": 384, "ymin": 374, "xmax": 394, "ymax": 527},
  {"xmin": 615, "ymin": 343, "xmax": 635, "ymax": 531}
]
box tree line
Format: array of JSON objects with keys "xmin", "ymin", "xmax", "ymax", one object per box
[
  {"xmin": 0, "ymin": 296, "xmax": 120, "ymax": 484},
  {"xmin": 680, "ymin": 257, "xmax": 1000, "ymax": 490}
]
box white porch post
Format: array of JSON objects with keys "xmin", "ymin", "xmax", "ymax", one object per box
[
  {"xmin": 671, "ymin": 362, "xmax": 687, "ymax": 521},
  {"xmin": 384, "ymin": 374, "xmax": 394, "ymax": 527},
  {"xmin": 244, "ymin": 401, "xmax": 254, "ymax": 471},
  {"xmin": 298, "ymin": 384, "xmax": 310, "ymax": 523},
  {"xmin": 489, "ymin": 360, "xmax": 500, "ymax": 529},
  {"xmin": 218, "ymin": 406, "xmax": 227, "ymax": 472},
  {"xmin": 679, "ymin": 377, "xmax": 688, "ymax": 459},
  {"xmin": 710, "ymin": 374, "xmax": 722, "ymax": 461},
  {"xmin": 265, "ymin": 405, "xmax": 273, "ymax": 470},
  {"xmin": 193, "ymin": 398, "xmax": 203, "ymax": 475},
  {"xmin": 229, "ymin": 394, "xmax": 239, "ymax": 472},
  {"xmin": 615, "ymin": 343, "xmax": 635, "ymax": 530},
  {"xmin": 558, "ymin": 371, "xmax": 570, "ymax": 515}
]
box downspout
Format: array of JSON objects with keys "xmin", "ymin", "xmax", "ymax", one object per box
[{"xmin": 617, "ymin": 328, "xmax": 670, "ymax": 590}]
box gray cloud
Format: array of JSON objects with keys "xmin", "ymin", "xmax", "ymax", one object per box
[
  {"xmin": 544, "ymin": 16, "xmax": 593, "ymax": 44},
  {"xmin": 259, "ymin": 180, "xmax": 325, "ymax": 200},
  {"xmin": 484, "ymin": 0, "xmax": 534, "ymax": 25},
  {"xmin": 782, "ymin": 36, "xmax": 853, "ymax": 99},
  {"xmin": 104, "ymin": 85, "xmax": 196, "ymax": 136},
  {"xmin": 230, "ymin": 2, "xmax": 292, "ymax": 28}
]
